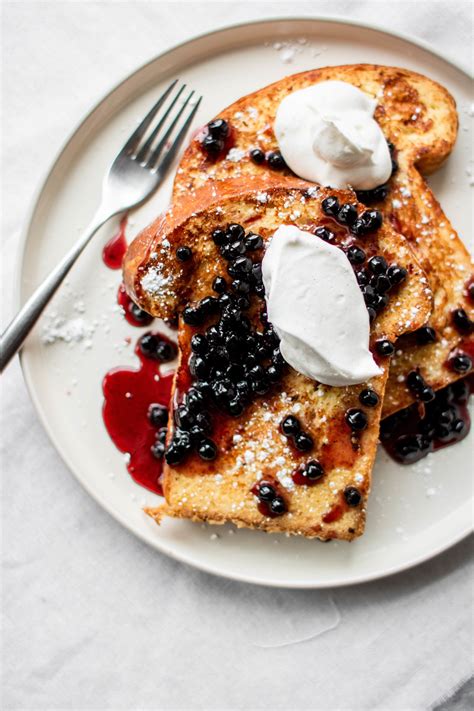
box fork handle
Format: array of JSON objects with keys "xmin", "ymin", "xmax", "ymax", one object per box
[{"xmin": 1, "ymin": 208, "xmax": 113, "ymax": 372}]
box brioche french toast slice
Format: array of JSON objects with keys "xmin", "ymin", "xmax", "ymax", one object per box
[
  {"xmin": 172, "ymin": 64, "xmax": 473, "ymax": 417},
  {"xmin": 124, "ymin": 179, "xmax": 431, "ymax": 540}
]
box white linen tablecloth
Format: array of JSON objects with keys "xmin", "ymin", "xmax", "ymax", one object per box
[{"xmin": 1, "ymin": 2, "xmax": 473, "ymax": 709}]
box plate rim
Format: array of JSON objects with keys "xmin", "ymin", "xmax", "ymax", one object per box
[{"xmin": 15, "ymin": 15, "xmax": 473, "ymax": 588}]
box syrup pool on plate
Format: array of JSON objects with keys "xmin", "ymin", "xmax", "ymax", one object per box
[
  {"xmin": 381, "ymin": 375, "xmax": 473, "ymax": 464},
  {"xmin": 117, "ymin": 283, "xmax": 154, "ymax": 327},
  {"xmin": 102, "ymin": 333, "xmax": 176, "ymax": 495}
]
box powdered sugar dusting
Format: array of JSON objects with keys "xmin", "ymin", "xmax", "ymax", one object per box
[
  {"xmin": 226, "ymin": 147, "xmax": 246, "ymax": 163},
  {"xmin": 141, "ymin": 265, "xmax": 171, "ymax": 296},
  {"xmin": 41, "ymin": 314, "xmax": 95, "ymax": 348}
]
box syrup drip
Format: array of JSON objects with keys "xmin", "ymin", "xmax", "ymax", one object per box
[
  {"xmin": 381, "ymin": 375, "xmax": 473, "ymax": 465},
  {"xmin": 322, "ymin": 503, "xmax": 345, "ymax": 524},
  {"xmin": 103, "ymin": 215, "xmax": 128, "ymax": 270},
  {"xmin": 117, "ymin": 283, "xmax": 153, "ymax": 327},
  {"xmin": 446, "ymin": 340, "xmax": 474, "ymax": 368},
  {"xmin": 102, "ymin": 334, "xmax": 175, "ymax": 495},
  {"xmin": 251, "ymin": 480, "xmax": 285, "ymax": 518}
]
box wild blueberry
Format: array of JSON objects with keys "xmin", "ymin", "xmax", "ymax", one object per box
[
  {"xmin": 281, "ymin": 415, "xmax": 300, "ymax": 436},
  {"xmin": 199, "ymin": 296, "xmax": 220, "ymax": 316},
  {"xmin": 174, "ymin": 405, "xmax": 194, "ymax": 430},
  {"xmin": 227, "ymin": 223, "xmax": 245, "ymax": 240},
  {"xmin": 314, "ymin": 226, "xmax": 334, "ymax": 242},
  {"xmin": 337, "ymin": 203, "xmax": 358, "ymax": 226},
  {"xmin": 201, "ymin": 134, "xmax": 224, "ymax": 158},
  {"xmin": 321, "ymin": 196, "xmax": 340, "ymax": 217},
  {"xmin": 182, "ymin": 306, "xmax": 204, "ymax": 326},
  {"xmin": 376, "ymin": 339, "xmax": 395, "ymax": 356},
  {"xmin": 419, "ymin": 386, "xmax": 435, "ymax": 403},
  {"xmin": 148, "ymin": 404, "xmax": 168, "ymax": 427},
  {"xmin": 128, "ymin": 302, "xmax": 153, "ymax": 324},
  {"xmin": 368, "ymin": 256, "xmax": 388, "ymax": 274},
  {"xmin": 249, "ymin": 148, "xmax": 265, "ymax": 164},
  {"xmin": 227, "ymin": 398, "xmax": 245, "ymax": 416},
  {"xmin": 258, "ymin": 483, "xmax": 276, "ymax": 501},
  {"xmin": 394, "ymin": 434, "xmax": 428, "ymax": 463},
  {"xmin": 345, "ymin": 409, "xmax": 368, "ymax": 431},
  {"xmin": 344, "ymin": 486, "xmax": 362, "ymax": 507},
  {"xmin": 359, "ymin": 389, "xmax": 379, "ymax": 407},
  {"xmin": 294, "ymin": 432, "xmax": 314, "ymax": 452},
  {"xmin": 305, "ymin": 460, "xmax": 324, "ymax": 480},
  {"xmin": 245, "ymin": 233, "xmax": 263, "ymax": 250},
  {"xmin": 347, "ymin": 246, "xmax": 366, "ymax": 264},
  {"xmin": 452, "ymin": 308, "xmax": 473, "ymax": 334},
  {"xmin": 151, "ymin": 441, "xmax": 165, "ymax": 459},
  {"xmin": 449, "ymin": 353, "xmax": 472, "ymax": 373},
  {"xmin": 189, "ymin": 355, "xmax": 209, "ymax": 379},
  {"xmin": 415, "ymin": 326, "xmax": 437, "ymax": 344},
  {"xmin": 406, "ymin": 370, "xmax": 425, "ymax": 392},
  {"xmin": 207, "ymin": 118, "xmax": 229, "ymax": 138},
  {"xmin": 267, "ymin": 151, "xmax": 286, "ymax": 170},
  {"xmin": 269, "ymin": 496, "xmax": 287, "ymax": 515},
  {"xmin": 376, "ymin": 275, "xmax": 393, "ymax": 293},
  {"xmin": 176, "ymin": 246, "xmax": 192, "ymax": 262},
  {"xmin": 197, "ymin": 438, "xmax": 217, "ymax": 461},
  {"xmin": 387, "ymin": 265, "xmax": 407, "ymax": 285},
  {"xmin": 191, "ymin": 333, "xmax": 208, "ymax": 355},
  {"xmin": 356, "ymin": 184, "xmax": 389, "ymax": 204},
  {"xmin": 212, "ymin": 276, "xmax": 227, "ymax": 293},
  {"xmin": 212, "ymin": 228, "xmax": 227, "ymax": 246}
]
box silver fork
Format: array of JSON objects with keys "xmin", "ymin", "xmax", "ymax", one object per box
[{"xmin": 0, "ymin": 80, "xmax": 201, "ymax": 372}]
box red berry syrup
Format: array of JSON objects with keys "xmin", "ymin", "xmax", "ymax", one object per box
[
  {"xmin": 102, "ymin": 335, "xmax": 175, "ymax": 495},
  {"xmin": 117, "ymin": 283, "xmax": 153, "ymax": 327},
  {"xmin": 103, "ymin": 215, "xmax": 128, "ymax": 270}
]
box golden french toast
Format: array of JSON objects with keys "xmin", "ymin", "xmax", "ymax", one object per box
[
  {"xmin": 172, "ymin": 64, "xmax": 473, "ymax": 416},
  {"xmin": 124, "ymin": 179, "xmax": 431, "ymax": 540}
]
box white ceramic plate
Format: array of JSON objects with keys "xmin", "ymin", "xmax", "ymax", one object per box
[{"xmin": 19, "ymin": 18, "xmax": 473, "ymax": 588}]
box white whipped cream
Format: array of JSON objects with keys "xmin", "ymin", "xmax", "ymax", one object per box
[
  {"xmin": 262, "ymin": 225, "xmax": 382, "ymax": 386},
  {"xmin": 274, "ymin": 80, "xmax": 392, "ymax": 190}
]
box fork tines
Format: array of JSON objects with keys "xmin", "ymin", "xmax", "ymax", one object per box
[{"xmin": 124, "ymin": 80, "xmax": 202, "ymax": 171}]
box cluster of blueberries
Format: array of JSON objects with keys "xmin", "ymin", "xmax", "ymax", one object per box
[
  {"xmin": 200, "ymin": 119, "xmax": 230, "ymax": 159},
  {"xmin": 280, "ymin": 415, "xmax": 314, "ymax": 452},
  {"xmin": 254, "ymin": 481, "xmax": 288, "ymax": 516},
  {"xmin": 406, "ymin": 369, "xmax": 435, "ymax": 404},
  {"xmin": 139, "ymin": 332, "xmax": 177, "ymax": 363},
  {"xmin": 343, "ymin": 385, "xmax": 382, "ymax": 436},
  {"xmin": 249, "ymin": 148, "xmax": 287, "ymax": 171},
  {"xmin": 128, "ymin": 301, "xmax": 153, "ymax": 325},
  {"xmin": 199, "ymin": 115, "xmax": 289, "ymax": 172},
  {"xmin": 381, "ymin": 377, "xmax": 471, "ymax": 463},
  {"xmin": 353, "ymin": 254, "xmax": 407, "ymax": 322},
  {"xmin": 165, "ymin": 223, "xmax": 288, "ymax": 466},
  {"xmin": 320, "ymin": 195, "xmax": 408, "ymax": 320},
  {"xmin": 149, "ymin": 404, "xmax": 169, "ymax": 460},
  {"xmin": 254, "ymin": 479, "xmax": 363, "ymax": 519},
  {"xmin": 321, "ymin": 195, "xmax": 383, "ymax": 236},
  {"xmin": 135, "ymin": 334, "xmax": 177, "ymax": 461}
]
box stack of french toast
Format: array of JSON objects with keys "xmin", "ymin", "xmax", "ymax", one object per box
[{"xmin": 123, "ymin": 65, "xmax": 473, "ymax": 541}]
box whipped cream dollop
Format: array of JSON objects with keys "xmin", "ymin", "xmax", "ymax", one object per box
[
  {"xmin": 274, "ymin": 80, "xmax": 392, "ymax": 190},
  {"xmin": 262, "ymin": 225, "xmax": 382, "ymax": 386}
]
